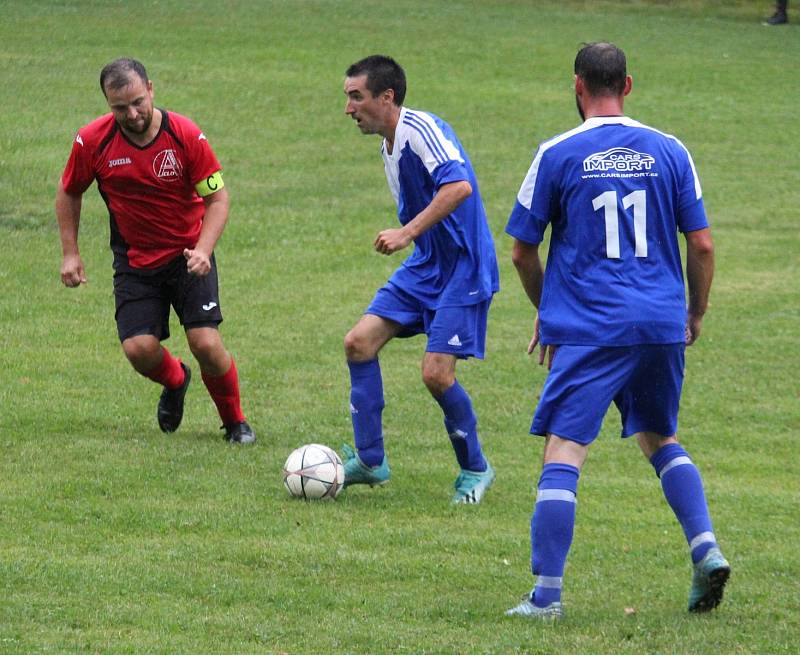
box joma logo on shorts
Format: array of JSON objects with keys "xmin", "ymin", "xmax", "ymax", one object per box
[
  {"xmin": 108, "ymin": 157, "xmax": 132, "ymax": 168},
  {"xmin": 583, "ymin": 147, "xmax": 655, "ymax": 172}
]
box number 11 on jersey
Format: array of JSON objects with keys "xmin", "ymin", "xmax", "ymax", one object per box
[{"xmin": 592, "ymin": 189, "xmax": 647, "ymax": 259}]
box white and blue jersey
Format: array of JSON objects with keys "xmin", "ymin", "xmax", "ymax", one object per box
[
  {"xmin": 506, "ymin": 116, "xmax": 708, "ymax": 346},
  {"xmin": 382, "ymin": 107, "xmax": 499, "ymax": 309}
]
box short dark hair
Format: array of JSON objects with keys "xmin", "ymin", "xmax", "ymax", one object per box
[
  {"xmin": 574, "ymin": 42, "xmax": 627, "ymax": 96},
  {"xmin": 100, "ymin": 58, "xmax": 149, "ymax": 96},
  {"xmin": 345, "ymin": 55, "xmax": 406, "ymax": 106}
]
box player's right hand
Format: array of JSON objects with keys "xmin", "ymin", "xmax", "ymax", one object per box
[
  {"xmin": 528, "ymin": 316, "xmax": 557, "ymax": 369},
  {"xmin": 374, "ymin": 227, "xmax": 412, "ymax": 255},
  {"xmin": 527, "ymin": 316, "xmax": 541, "ymax": 356},
  {"xmin": 60, "ymin": 254, "xmax": 87, "ymax": 288}
]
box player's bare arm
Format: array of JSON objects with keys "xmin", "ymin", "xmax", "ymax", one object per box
[
  {"xmin": 510, "ymin": 239, "xmax": 554, "ymax": 366},
  {"xmin": 374, "ymin": 180, "xmax": 472, "ymax": 255},
  {"xmin": 184, "ymin": 184, "xmax": 230, "ymax": 276},
  {"xmin": 55, "ymin": 183, "xmax": 88, "ymax": 287},
  {"xmin": 684, "ymin": 227, "xmax": 715, "ymax": 346},
  {"xmin": 511, "ymin": 239, "xmax": 544, "ymax": 308}
]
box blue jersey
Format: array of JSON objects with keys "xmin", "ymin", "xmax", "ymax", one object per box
[
  {"xmin": 381, "ymin": 107, "xmax": 499, "ymax": 309},
  {"xmin": 506, "ymin": 116, "xmax": 708, "ymax": 346}
]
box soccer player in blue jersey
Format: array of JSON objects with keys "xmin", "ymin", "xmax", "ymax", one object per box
[
  {"xmin": 504, "ymin": 42, "xmax": 729, "ymax": 618},
  {"xmin": 341, "ymin": 55, "xmax": 499, "ymax": 504}
]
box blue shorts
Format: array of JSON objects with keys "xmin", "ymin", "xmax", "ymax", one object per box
[
  {"xmin": 366, "ymin": 283, "xmax": 491, "ymax": 359},
  {"xmin": 531, "ymin": 344, "xmax": 685, "ymax": 444}
]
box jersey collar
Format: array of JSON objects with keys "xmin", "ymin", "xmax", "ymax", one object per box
[{"xmin": 583, "ymin": 115, "xmax": 638, "ymax": 128}]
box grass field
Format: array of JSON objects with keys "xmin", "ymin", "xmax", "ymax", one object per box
[{"xmin": 1, "ymin": 1, "xmax": 798, "ymax": 653}]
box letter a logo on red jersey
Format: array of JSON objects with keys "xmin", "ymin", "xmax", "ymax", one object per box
[{"xmin": 153, "ymin": 149, "xmax": 183, "ymax": 181}]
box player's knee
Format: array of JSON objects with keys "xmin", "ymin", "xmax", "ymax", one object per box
[
  {"xmin": 637, "ymin": 432, "xmax": 678, "ymax": 459},
  {"xmin": 121, "ymin": 336, "xmax": 160, "ymax": 371},
  {"xmin": 188, "ymin": 331, "xmax": 223, "ymax": 365},
  {"xmin": 343, "ymin": 329, "xmax": 360, "ymax": 359},
  {"xmin": 421, "ymin": 365, "xmax": 453, "ymax": 396},
  {"xmin": 344, "ymin": 328, "xmax": 374, "ymax": 361}
]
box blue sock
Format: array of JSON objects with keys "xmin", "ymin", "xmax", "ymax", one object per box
[
  {"xmin": 650, "ymin": 443, "xmax": 717, "ymax": 563},
  {"xmin": 435, "ymin": 381, "xmax": 487, "ymax": 472},
  {"xmin": 530, "ymin": 463, "xmax": 580, "ymax": 607},
  {"xmin": 348, "ymin": 359, "xmax": 385, "ymax": 467}
]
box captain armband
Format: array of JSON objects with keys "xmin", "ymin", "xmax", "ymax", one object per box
[{"xmin": 195, "ymin": 171, "xmax": 225, "ymax": 197}]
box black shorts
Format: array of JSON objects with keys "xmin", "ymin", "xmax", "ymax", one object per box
[{"xmin": 113, "ymin": 254, "xmax": 224, "ymax": 342}]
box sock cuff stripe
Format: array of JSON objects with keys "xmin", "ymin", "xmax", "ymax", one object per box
[
  {"xmin": 535, "ymin": 575, "xmax": 563, "ymax": 589},
  {"xmin": 689, "ymin": 531, "xmax": 716, "ymax": 551},
  {"xmin": 536, "ymin": 489, "xmax": 576, "ymax": 504},
  {"xmin": 659, "ymin": 455, "xmax": 693, "ymax": 477}
]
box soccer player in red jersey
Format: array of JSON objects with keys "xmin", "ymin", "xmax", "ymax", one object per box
[{"xmin": 55, "ymin": 58, "xmax": 255, "ymax": 444}]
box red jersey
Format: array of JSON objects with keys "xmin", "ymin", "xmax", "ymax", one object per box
[{"xmin": 61, "ymin": 110, "xmax": 222, "ymax": 270}]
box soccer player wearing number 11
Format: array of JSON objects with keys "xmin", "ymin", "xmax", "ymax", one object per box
[{"xmin": 504, "ymin": 43, "xmax": 729, "ymax": 618}]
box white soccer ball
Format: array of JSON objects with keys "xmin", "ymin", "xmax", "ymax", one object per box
[{"xmin": 282, "ymin": 443, "xmax": 345, "ymax": 500}]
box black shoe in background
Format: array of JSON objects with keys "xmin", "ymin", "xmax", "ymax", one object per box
[
  {"xmin": 763, "ymin": 10, "xmax": 789, "ymax": 24},
  {"xmin": 224, "ymin": 420, "xmax": 256, "ymax": 444}
]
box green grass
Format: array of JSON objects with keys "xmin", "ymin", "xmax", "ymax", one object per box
[{"xmin": 1, "ymin": 1, "xmax": 798, "ymax": 653}]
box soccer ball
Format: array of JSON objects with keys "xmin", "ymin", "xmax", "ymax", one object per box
[{"xmin": 282, "ymin": 443, "xmax": 345, "ymax": 500}]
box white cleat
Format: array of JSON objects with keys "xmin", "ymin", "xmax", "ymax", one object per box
[{"xmin": 505, "ymin": 597, "xmax": 563, "ymax": 620}]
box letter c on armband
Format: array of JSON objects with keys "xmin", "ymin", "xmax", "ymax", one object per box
[{"xmin": 195, "ymin": 170, "xmax": 225, "ymax": 197}]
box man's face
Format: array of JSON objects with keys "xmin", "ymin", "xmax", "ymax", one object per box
[
  {"xmin": 105, "ymin": 74, "xmax": 154, "ymax": 135},
  {"xmin": 344, "ymin": 74, "xmax": 392, "ymax": 136}
]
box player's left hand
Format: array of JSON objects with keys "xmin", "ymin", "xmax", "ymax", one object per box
[
  {"xmin": 685, "ymin": 312, "xmax": 704, "ymax": 346},
  {"xmin": 183, "ymin": 248, "xmax": 212, "ymax": 276},
  {"xmin": 374, "ymin": 228, "xmax": 412, "ymax": 255}
]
